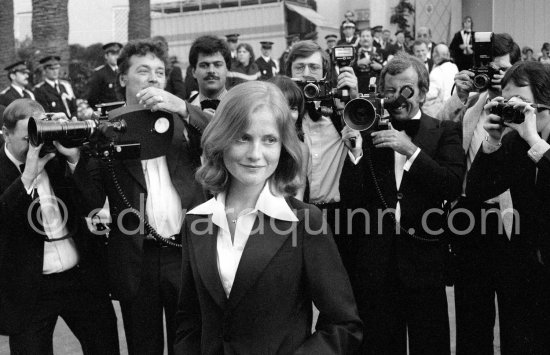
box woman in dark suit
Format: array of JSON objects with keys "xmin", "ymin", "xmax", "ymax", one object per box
[{"xmin": 174, "ymin": 81, "xmax": 362, "ymax": 354}]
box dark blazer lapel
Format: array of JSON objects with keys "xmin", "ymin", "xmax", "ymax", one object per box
[
  {"xmin": 121, "ymin": 158, "xmax": 147, "ymax": 191},
  {"xmin": 401, "ymin": 114, "xmax": 441, "ymax": 192},
  {"xmin": 190, "ymin": 215, "xmax": 227, "ymax": 309},
  {"xmin": 166, "ymin": 114, "xmax": 184, "ymax": 180},
  {"xmin": 227, "ymin": 214, "xmax": 295, "ymax": 310}
]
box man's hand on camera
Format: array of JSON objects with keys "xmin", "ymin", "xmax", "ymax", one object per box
[
  {"xmin": 454, "ymin": 70, "xmax": 475, "ymax": 103},
  {"xmin": 21, "ymin": 143, "xmax": 55, "ymax": 189},
  {"xmin": 483, "ymin": 97, "xmax": 506, "ymax": 143},
  {"xmin": 503, "ymin": 98, "xmax": 539, "ymax": 145},
  {"xmin": 337, "ymin": 66, "xmax": 359, "ymax": 99},
  {"xmin": 341, "ymin": 125, "xmax": 363, "ymax": 157},
  {"xmin": 137, "ymin": 87, "xmax": 188, "ymax": 118},
  {"xmin": 371, "ymin": 125, "xmax": 417, "ymax": 157},
  {"xmin": 52, "ymin": 141, "xmax": 80, "ymax": 164}
]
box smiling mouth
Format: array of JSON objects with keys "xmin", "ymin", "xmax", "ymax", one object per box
[{"xmin": 241, "ymin": 164, "xmax": 264, "ymax": 169}]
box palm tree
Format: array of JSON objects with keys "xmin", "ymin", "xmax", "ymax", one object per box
[
  {"xmin": 0, "ymin": 0, "xmax": 15, "ymax": 89},
  {"xmin": 31, "ymin": 0, "xmax": 70, "ymax": 80},
  {"xmin": 128, "ymin": 0, "xmax": 151, "ymax": 41}
]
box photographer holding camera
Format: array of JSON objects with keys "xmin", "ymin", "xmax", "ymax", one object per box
[
  {"xmin": 466, "ymin": 60, "xmax": 550, "ymax": 354},
  {"xmin": 0, "ymin": 99, "xmax": 119, "ymax": 353},
  {"xmin": 437, "ymin": 32, "xmax": 523, "ymax": 355},
  {"xmin": 340, "ymin": 52, "xmax": 464, "ymax": 354},
  {"xmin": 284, "ymin": 40, "xmax": 362, "ymax": 277},
  {"xmin": 100, "ymin": 39, "xmax": 209, "ymax": 355}
]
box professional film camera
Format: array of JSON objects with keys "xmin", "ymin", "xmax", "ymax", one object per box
[
  {"xmin": 28, "ymin": 104, "xmax": 174, "ymax": 161},
  {"xmin": 470, "ymin": 32, "xmax": 499, "ymax": 91},
  {"xmin": 343, "ymin": 85, "xmax": 415, "ymax": 132},
  {"xmin": 292, "ymin": 45, "xmax": 357, "ymax": 103}
]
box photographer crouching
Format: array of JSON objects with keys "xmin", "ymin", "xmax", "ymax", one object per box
[
  {"xmin": 340, "ymin": 52, "xmax": 464, "ymax": 354},
  {"xmin": 285, "ymin": 40, "xmax": 363, "ymax": 280},
  {"xmin": 466, "ymin": 60, "xmax": 550, "ymax": 353}
]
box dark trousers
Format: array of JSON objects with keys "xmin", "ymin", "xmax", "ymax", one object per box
[
  {"xmin": 355, "ymin": 279, "xmax": 450, "ymax": 355},
  {"xmin": 454, "ymin": 200, "xmax": 550, "ymax": 355},
  {"xmin": 9, "ymin": 266, "xmax": 119, "ymax": 355},
  {"xmin": 119, "ymin": 240, "xmax": 181, "ymax": 355}
]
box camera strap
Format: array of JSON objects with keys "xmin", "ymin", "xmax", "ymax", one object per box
[
  {"xmin": 105, "ymin": 159, "xmax": 182, "ymax": 248},
  {"xmin": 364, "ymin": 145, "xmax": 441, "ymax": 243}
]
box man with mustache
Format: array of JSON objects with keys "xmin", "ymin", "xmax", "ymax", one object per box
[
  {"xmin": 340, "ymin": 52, "xmax": 464, "ymax": 354},
  {"xmin": 187, "ymin": 35, "xmax": 231, "ymax": 116},
  {"xmin": 100, "ymin": 39, "xmax": 209, "ymax": 355}
]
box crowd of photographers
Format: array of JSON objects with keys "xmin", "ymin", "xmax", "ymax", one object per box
[{"xmin": 2, "ymin": 10, "xmax": 550, "ymax": 355}]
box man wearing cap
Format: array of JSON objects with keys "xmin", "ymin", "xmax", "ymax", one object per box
[
  {"xmin": 325, "ymin": 34, "xmax": 338, "ymax": 56},
  {"xmin": 255, "ymin": 41, "xmax": 278, "ymax": 81},
  {"xmin": 33, "ymin": 56, "xmax": 77, "ymax": 119},
  {"xmin": 85, "ymin": 42, "xmax": 123, "ymax": 110},
  {"xmin": 0, "ymin": 61, "xmax": 35, "ymax": 107},
  {"xmin": 225, "ymin": 33, "xmax": 240, "ymax": 69},
  {"xmin": 338, "ymin": 21, "xmax": 359, "ymax": 46}
]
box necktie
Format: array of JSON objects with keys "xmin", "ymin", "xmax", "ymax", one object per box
[
  {"xmin": 54, "ymin": 82, "xmax": 60, "ymax": 94},
  {"xmin": 391, "ymin": 119, "xmax": 420, "ymax": 138},
  {"xmin": 200, "ymin": 99, "xmax": 220, "ymax": 111},
  {"xmin": 22, "ymin": 90, "xmax": 30, "ymax": 99}
]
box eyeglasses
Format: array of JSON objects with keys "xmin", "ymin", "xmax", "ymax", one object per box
[{"xmin": 292, "ymin": 63, "xmax": 322, "ymax": 74}]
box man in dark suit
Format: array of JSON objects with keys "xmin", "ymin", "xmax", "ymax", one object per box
[
  {"xmin": 255, "ymin": 41, "xmax": 278, "ymax": 80},
  {"xmin": 0, "ymin": 99, "xmax": 119, "ymax": 353},
  {"xmin": 225, "ymin": 33, "xmax": 240, "ymax": 70},
  {"xmin": 33, "ymin": 56, "xmax": 77, "ymax": 118},
  {"xmin": 412, "ymin": 40, "xmax": 434, "ymax": 73},
  {"xmin": 86, "ymin": 42, "xmax": 123, "ymax": 109},
  {"xmin": 340, "ymin": 52, "xmax": 464, "ymax": 354},
  {"xmin": 449, "ymin": 16, "xmax": 474, "ymax": 71},
  {"xmin": 337, "ymin": 21, "xmax": 359, "ymax": 46},
  {"xmin": 0, "ymin": 61, "xmax": 35, "ymax": 107},
  {"xmin": 466, "ymin": 60, "xmax": 550, "ymax": 354},
  {"xmin": 101, "ymin": 39, "xmax": 208, "ymax": 355}
]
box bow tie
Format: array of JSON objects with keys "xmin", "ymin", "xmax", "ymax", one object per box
[
  {"xmin": 464, "ymin": 30, "xmax": 471, "ymax": 35},
  {"xmin": 392, "ymin": 119, "xmax": 420, "ymax": 137},
  {"xmin": 200, "ymin": 99, "xmax": 220, "ymax": 111}
]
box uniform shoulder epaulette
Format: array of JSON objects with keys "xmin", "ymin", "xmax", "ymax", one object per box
[
  {"xmin": 0, "ymin": 87, "xmax": 10, "ymax": 95},
  {"xmin": 94, "ymin": 65, "xmax": 105, "ymax": 71},
  {"xmin": 34, "ymin": 82, "xmax": 45, "ymax": 89}
]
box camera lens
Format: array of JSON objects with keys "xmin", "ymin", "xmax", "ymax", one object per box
[
  {"xmin": 501, "ymin": 105, "xmax": 525, "ymax": 124},
  {"xmin": 473, "ymin": 74, "xmax": 490, "ymax": 90},
  {"xmin": 303, "ymin": 83, "xmax": 319, "ymax": 99}
]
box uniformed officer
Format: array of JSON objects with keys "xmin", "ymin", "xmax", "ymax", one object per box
[
  {"xmin": 279, "ymin": 33, "xmax": 300, "ymax": 75},
  {"xmin": 0, "ymin": 61, "xmax": 35, "ymax": 107},
  {"xmin": 225, "ymin": 33, "xmax": 240, "ymax": 70},
  {"xmin": 255, "ymin": 41, "xmax": 278, "ymax": 80},
  {"xmin": 33, "ymin": 56, "xmax": 77, "ymax": 118},
  {"xmin": 86, "ymin": 42, "xmax": 123, "ymax": 109}
]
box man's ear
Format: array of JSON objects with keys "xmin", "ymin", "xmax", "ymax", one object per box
[
  {"xmin": 192, "ymin": 67, "xmax": 196, "ymax": 79},
  {"xmin": 119, "ymin": 73, "xmax": 127, "ymax": 87},
  {"xmin": 2, "ymin": 126, "xmax": 9, "ymax": 142}
]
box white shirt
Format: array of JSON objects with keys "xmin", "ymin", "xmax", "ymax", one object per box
[
  {"xmin": 187, "ymin": 183, "xmax": 299, "ymax": 298},
  {"xmin": 423, "ymin": 61, "xmax": 459, "ymax": 117},
  {"xmin": 5, "ymin": 146, "xmax": 79, "ymax": 274},
  {"xmin": 394, "ymin": 110, "xmax": 422, "ymax": 223},
  {"xmin": 141, "ymin": 156, "xmax": 183, "ymax": 239}
]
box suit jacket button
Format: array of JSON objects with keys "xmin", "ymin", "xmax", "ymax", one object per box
[{"xmin": 397, "ymin": 192, "xmax": 404, "ymax": 200}]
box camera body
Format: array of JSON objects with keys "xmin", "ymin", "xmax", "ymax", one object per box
[
  {"xmin": 490, "ymin": 103, "xmax": 525, "ymax": 125},
  {"xmin": 294, "ymin": 78, "xmax": 334, "ymax": 102},
  {"xmin": 343, "ymin": 87, "xmax": 388, "ymax": 132},
  {"xmin": 333, "ymin": 45, "xmax": 355, "ymax": 68},
  {"xmin": 469, "ymin": 32, "xmax": 497, "ymax": 91}
]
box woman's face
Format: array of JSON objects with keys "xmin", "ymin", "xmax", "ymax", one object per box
[
  {"xmin": 224, "ymin": 107, "xmax": 281, "ymax": 191},
  {"xmin": 237, "ymin": 47, "xmax": 251, "ymax": 65}
]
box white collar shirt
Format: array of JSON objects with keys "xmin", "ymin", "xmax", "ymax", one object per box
[
  {"xmin": 187, "ymin": 182, "xmax": 298, "ymax": 298},
  {"xmin": 5, "ymin": 146, "xmax": 79, "ymax": 274}
]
